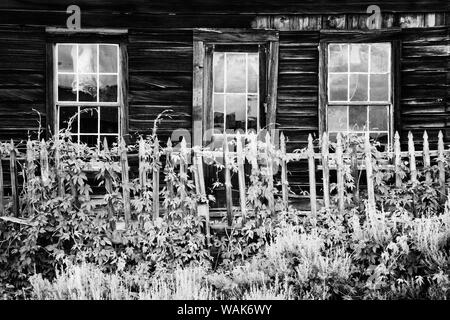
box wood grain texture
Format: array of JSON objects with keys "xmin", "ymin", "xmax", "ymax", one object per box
[{"xmin": 1, "ymin": 1, "xmax": 446, "ymax": 14}]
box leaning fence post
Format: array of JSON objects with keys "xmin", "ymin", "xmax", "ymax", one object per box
[
  {"xmin": 103, "ymin": 138, "xmax": 115, "ymax": 230},
  {"xmin": 179, "ymin": 137, "xmax": 188, "ymax": 202},
  {"xmin": 280, "ymin": 132, "xmax": 289, "ymax": 210},
  {"xmin": 249, "ymin": 132, "xmax": 258, "ymax": 173},
  {"xmin": 54, "ymin": 139, "xmax": 65, "ymax": 197},
  {"xmin": 223, "ymin": 133, "xmax": 233, "ymax": 226},
  {"xmin": 165, "ymin": 138, "xmax": 175, "ymax": 201},
  {"xmin": 120, "ymin": 138, "xmax": 131, "ymax": 228},
  {"xmin": 365, "ymin": 134, "xmax": 376, "ymax": 212},
  {"xmin": 307, "ymin": 134, "xmax": 317, "ymax": 217},
  {"xmin": 195, "ymin": 150, "xmax": 210, "ymax": 244},
  {"xmin": 394, "ymin": 131, "xmax": 402, "ymax": 188},
  {"xmin": 26, "ymin": 140, "xmax": 35, "ymax": 216},
  {"xmin": 236, "ymin": 132, "xmax": 247, "ymax": 223},
  {"xmin": 152, "ymin": 137, "xmax": 160, "ymax": 221},
  {"xmin": 438, "ymin": 130, "xmax": 446, "ymax": 201},
  {"xmin": 321, "ymin": 132, "xmax": 330, "ymax": 211},
  {"xmin": 349, "ymin": 141, "xmax": 359, "ymax": 205},
  {"xmin": 40, "ymin": 139, "xmax": 49, "ymax": 186},
  {"xmin": 336, "ymin": 133, "xmax": 345, "ymax": 214},
  {"xmin": 423, "ymin": 130, "xmax": 431, "ymax": 183},
  {"xmin": 9, "ymin": 140, "xmax": 19, "ymax": 217},
  {"xmin": 0, "ymin": 151, "xmax": 4, "ymax": 215},
  {"xmin": 265, "ymin": 132, "xmax": 275, "ymax": 214}
]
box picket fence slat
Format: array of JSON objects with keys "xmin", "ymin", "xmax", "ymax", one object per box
[
  {"xmin": 9, "ymin": 140, "xmax": 19, "ymax": 217},
  {"xmin": 321, "ymin": 132, "xmax": 330, "ymax": 211},
  {"xmin": 336, "ymin": 133, "xmax": 345, "ymax": 214},
  {"xmin": 120, "ymin": 138, "xmax": 131, "ymax": 228},
  {"xmin": 103, "ymin": 138, "xmax": 115, "ymax": 230},
  {"xmin": 307, "ymin": 134, "xmax": 317, "ymax": 217},
  {"xmin": 394, "ymin": 132, "xmax": 402, "ymax": 188},
  {"xmin": 365, "ymin": 133, "xmax": 376, "ymax": 212},
  {"xmin": 438, "ymin": 131, "xmax": 446, "ymax": 201},
  {"xmin": 280, "ymin": 132, "xmax": 289, "ymax": 210},
  {"xmin": 265, "ymin": 132, "xmax": 275, "ymax": 214},
  {"xmin": 223, "ymin": 133, "xmax": 233, "ymax": 227},
  {"xmin": 26, "ymin": 140, "xmax": 34, "ymax": 216},
  {"xmin": 0, "ymin": 155, "xmax": 4, "ymax": 215},
  {"xmin": 423, "ymin": 131, "xmax": 431, "ymax": 183},
  {"xmin": 236, "ymin": 132, "xmax": 247, "ymax": 223},
  {"xmin": 152, "ymin": 138, "xmax": 160, "ymax": 221}
]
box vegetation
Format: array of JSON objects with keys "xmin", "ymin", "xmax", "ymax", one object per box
[{"xmin": 1, "ymin": 125, "xmax": 450, "ymax": 300}]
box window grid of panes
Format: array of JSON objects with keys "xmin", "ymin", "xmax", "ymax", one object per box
[
  {"xmin": 212, "ymin": 52, "xmax": 259, "ymax": 134},
  {"xmin": 56, "ymin": 43, "xmax": 120, "ymax": 146},
  {"xmin": 326, "ymin": 43, "xmax": 391, "ymax": 145}
]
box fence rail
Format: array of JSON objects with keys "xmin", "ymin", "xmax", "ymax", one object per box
[{"xmin": 0, "ymin": 130, "xmax": 447, "ymax": 230}]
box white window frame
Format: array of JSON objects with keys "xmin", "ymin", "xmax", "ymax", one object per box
[
  {"xmin": 325, "ymin": 42, "xmax": 393, "ymax": 148},
  {"xmin": 54, "ymin": 43, "xmax": 122, "ymax": 146}
]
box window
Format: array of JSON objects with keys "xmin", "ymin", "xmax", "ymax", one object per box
[
  {"xmin": 55, "ymin": 43, "xmax": 120, "ymax": 146},
  {"xmin": 192, "ymin": 29, "xmax": 279, "ymax": 147},
  {"xmin": 325, "ymin": 43, "xmax": 392, "ymax": 145},
  {"xmin": 212, "ymin": 51, "xmax": 260, "ymax": 133}
]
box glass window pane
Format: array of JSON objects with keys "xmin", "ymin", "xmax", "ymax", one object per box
[
  {"xmin": 370, "ymin": 74, "xmax": 389, "ymax": 101},
  {"xmin": 225, "ymin": 94, "xmax": 246, "ymax": 131},
  {"xmin": 248, "ymin": 53, "xmax": 259, "ymax": 93},
  {"xmin": 99, "ymin": 75, "xmax": 118, "ymax": 102},
  {"xmin": 369, "ymin": 106, "xmax": 388, "ymax": 131},
  {"xmin": 247, "ymin": 95, "xmax": 258, "ymax": 131},
  {"xmin": 213, "ymin": 94, "xmax": 224, "ymax": 130},
  {"xmin": 78, "ymin": 74, "xmax": 97, "ymax": 102},
  {"xmin": 100, "ymin": 107, "xmax": 118, "ymax": 133},
  {"xmin": 329, "ymin": 74, "xmax": 348, "ymax": 101},
  {"xmin": 329, "ymin": 44, "xmax": 348, "ymax": 72},
  {"xmin": 59, "ymin": 106, "xmax": 78, "ymax": 133},
  {"xmin": 58, "ymin": 74, "xmax": 76, "ymax": 101},
  {"xmin": 99, "ymin": 45, "xmax": 118, "ymax": 73},
  {"xmin": 371, "ymin": 43, "xmax": 390, "ymax": 73},
  {"xmin": 80, "ymin": 135, "xmax": 99, "ymax": 146},
  {"xmin": 58, "ymin": 44, "xmax": 75, "ymax": 72},
  {"xmin": 349, "ymin": 44, "xmax": 369, "ymax": 72},
  {"xmin": 226, "ymin": 53, "xmax": 246, "ymax": 93},
  {"xmin": 78, "ymin": 44, "xmax": 97, "ymax": 73},
  {"xmin": 213, "ymin": 53, "xmax": 224, "ymax": 93},
  {"xmin": 79, "ymin": 107, "xmax": 98, "ymax": 133},
  {"xmin": 327, "ymin": 105, "xmax": 347, "ymax": 132},
  {"xmin": 349, "ymin": 74, "xmax": 368, "ymax": 101},
  {"xmin": 349, "ymin": 105, "xmax": 367, "ymax": 131}
]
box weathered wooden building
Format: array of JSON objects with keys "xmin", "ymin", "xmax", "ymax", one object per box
[{"xmin": 0, "ymin": 0, "xmax": 448, "ymax": 195}]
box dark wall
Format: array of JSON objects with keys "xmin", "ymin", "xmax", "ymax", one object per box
[
  {"xmin": 400, "ymin": 27, "xmax": 449, "ymax": 147},
  {"xmin": 0, "ymin": 26, "xmax": 46, "ymax": 144},
  {"xmin": 1, "ymin": 0, "xmax": 447, "ymax": 14},
  {"xmin": 128, "ymin": 29, "xmax": 193, "ymax": 144}
]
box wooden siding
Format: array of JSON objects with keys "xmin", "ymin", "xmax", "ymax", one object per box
[
  {"xmin": 0, "ymin": 26, "xmax": 46, "ymax": 143},
  {"xmin": 400, "ymin": 27, "xmax": 449, "ymax": 147},
  {"xmin": 1, "ymin": 0, "xmax": 447, "ymax": 14},
  {"xmin": 128, "ymin": 29, "xmax": 193, "ymax": 144}
]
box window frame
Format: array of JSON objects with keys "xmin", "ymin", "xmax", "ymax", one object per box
[
  {"xmin": 45, "ymin": 29, "xmax": 129, "ymax": 143},
  {"xmin": 192, "ymin": 29, "xmax": 279, "ymax": 147},
  {"xmin": 318, "ymin": 30, "xmax": 401, "ymax": 148}
]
